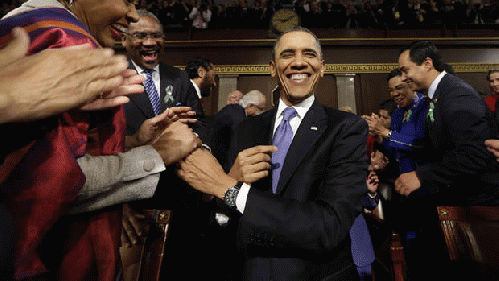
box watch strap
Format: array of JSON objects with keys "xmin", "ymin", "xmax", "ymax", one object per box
[{"xmin": 223, "ymin": 181, "xmax": 244, "ymax": 208}]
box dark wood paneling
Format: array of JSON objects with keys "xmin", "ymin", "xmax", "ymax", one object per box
[{"xmin": 358, "ymin": 73, "xmax": 392, "ymax": 116}]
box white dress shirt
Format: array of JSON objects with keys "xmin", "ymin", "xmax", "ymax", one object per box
[
  {"xmin": 190, "ymin": 79, "xmax": 202, "ymax": 100},
  {"xmin": 428, "ymin": 70, "xmax": 447, "ymax": 100}
]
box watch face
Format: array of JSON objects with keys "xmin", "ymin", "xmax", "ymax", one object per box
[{"xmin": 271, "ymin": 9, "xmax": 300, "ymax": 34}]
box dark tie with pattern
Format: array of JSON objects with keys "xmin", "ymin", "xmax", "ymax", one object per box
[
  {"xmin": 144, "ymin": 69, "xmax": 161, "ymax": 115},
  {"xmin": 271, "ymin": 107, "xmax": 297, "ymax": 194}
]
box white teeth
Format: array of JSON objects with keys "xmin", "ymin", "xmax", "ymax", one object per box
[
  {"xmin": 112, "ymin": 25, "xmax": 124, "ymax": 34},
  {"xmin": 291, "ymin": 74, "xmax": 307, "ymax": 80}
]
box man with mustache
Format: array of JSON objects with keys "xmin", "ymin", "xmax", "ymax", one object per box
[
  {"xmin": 120, "ymin": 10, "xmax": 209, "ymax": 280},
  {"xmin": 122, "ymin": 9, "xmax": 202, "ymax": 135},
  {"xmin": 178, "ymin": 27, "xmax": 369, "ymax": 281}
]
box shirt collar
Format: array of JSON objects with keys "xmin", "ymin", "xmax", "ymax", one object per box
[
  {"xmin": 190, "ymin": 79, "xmax": 202, "ymax": 100},
  {"xmin": 428, "ymin": 70, "xmax": 446, "ymax": 99},
  {"xmin": 275, "ymin": 94, "xmax": 315, "ymax": 121},
  {"xmin": 131, "ymin": 60, "xmax": 159, "ymax": 75}
]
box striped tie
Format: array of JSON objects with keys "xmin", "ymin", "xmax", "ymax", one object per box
[{"xmin": 144, "ymin": 69, "xmax": 161, "ymax": 115}]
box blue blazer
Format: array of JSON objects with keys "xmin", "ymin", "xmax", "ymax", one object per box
[{"xmin": 384, "ymin": 92, "xmax": 429, "ymax": 173}]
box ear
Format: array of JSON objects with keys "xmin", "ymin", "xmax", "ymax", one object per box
[
  {"xmin": 197, "ymin": 67, "xmax": 206, "ymax": 78},
  {"xmin": 320, "ymin": 60, "xmax": 326, "ymax": 77},
  {"xmin": 423, "ymin": 57, "xmax": 434, "ymax": 70},
  {"xmin": 269, "ymin": 60, "xmax": 276, "ymax": 77}
]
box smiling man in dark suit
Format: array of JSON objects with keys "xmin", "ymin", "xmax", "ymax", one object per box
[
  {"xmin": 120, "ymin": 10, "xmax": 210, "ymax": 281},
  {"xmin": 177, "ymin": 27, "xmax": 369, "ymax": 281},
  {"xmin": 395, "ymin": 40, "xmax": 499, "ymax": 280},
  {"xmin": 122, "ymin": 9, "xmax": 202, "ymax": 136},
  {"xmin": 396, "ymin": 41, "xmax": 499, "ymax": 205}
]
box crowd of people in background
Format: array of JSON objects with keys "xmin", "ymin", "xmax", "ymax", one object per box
[{"xmin": 2, "ymin": 0, "xmax": 499, "ymax": 30}]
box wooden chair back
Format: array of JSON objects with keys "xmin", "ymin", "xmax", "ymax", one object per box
[{"xmin": 437, "ymin": 206, "xmax": 499, "ymax": 279}]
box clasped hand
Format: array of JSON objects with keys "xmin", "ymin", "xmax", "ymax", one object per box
[{"xmin": 394, "ymin": 171, "xmax": 421, "ymax": 196}]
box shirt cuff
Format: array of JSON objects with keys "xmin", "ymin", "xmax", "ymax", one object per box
[{"xmin": 235, "ymin": 182, "xmax": 251, "ymax": 213}]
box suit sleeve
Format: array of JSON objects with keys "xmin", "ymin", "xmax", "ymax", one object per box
[
  {"xmin": 237, "ymin": 117, "xmax": 368, "ymax": 255},
  {"xmin": 69, "ymin": 145, "xmax": 165, "ymax": 214}
]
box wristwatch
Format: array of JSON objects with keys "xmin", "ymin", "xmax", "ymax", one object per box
[{"xmin": 224, "ymin": 181, "xmax": 244, "ymax": 208}]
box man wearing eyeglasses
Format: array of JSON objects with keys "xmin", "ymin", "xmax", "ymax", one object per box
[
  {"xmin": 122, "ymin": 9, "xmax": 203, "ymax": 135},
  {"xmin": 120, "ymin": 9, "xmax": 209, "ymax": 281}
]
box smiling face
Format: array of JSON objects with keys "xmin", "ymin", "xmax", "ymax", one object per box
[
  {"xmin": 270, "ymin": 30, "xmax": 325, "ymax": 106},
  {"xmin": 122, "ymin": 16, "xmax": 164, "ymax": 69},
  {"xmin": 398, "ymin": 50, "xmax": 430, "ymax": 92},
  {"xmin": 70, "ymin": 0, "xmax": 139, "ymax": 48},
  {"xmin": 489, "ymin": 71, "xmax": 499, "ymax": 95},
  {"xmin": 388, "ymin": 75, "xmax": 414, "ymax": 109}
]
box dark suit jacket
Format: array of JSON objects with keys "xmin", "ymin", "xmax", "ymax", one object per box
[
  {"xmin": 416, "ymin": 74, "xmax": 499, "ymax": 205},
  {"xmin": 210, "ymin": 104, "xmax": 247, "ymax": 170},
  {"xmin": 124, "ymin": 61, "xmax": 203, "ymax": 136},
  {"xmin": 228, "ymin": 99, "xmax": 368, "ymax": 281},
  {"xmin": 123, "ymin": 60, "xmax": 209, "ymax": 278}
]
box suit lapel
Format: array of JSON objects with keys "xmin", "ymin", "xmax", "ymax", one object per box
[{"xmin": 275, "ymin": 101, "xmax": 328, "ymax": 194}]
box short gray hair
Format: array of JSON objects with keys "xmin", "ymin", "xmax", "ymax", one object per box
[
  {"xmin": 125, "ymin": 9, "xmax": 163, "ymax": 33},
  {"xmin": 239, "ymin": 90, "xmax": 265, "ymax": 108}
]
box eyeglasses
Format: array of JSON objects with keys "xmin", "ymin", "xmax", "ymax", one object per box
[{"xmin": 127, "ymin": 32, "xmax": 164, "ymax": 41}]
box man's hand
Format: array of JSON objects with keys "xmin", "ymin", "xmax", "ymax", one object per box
[
  {"xmin": 485, "ymin": 139, "xmax": 499, "ymax": 161},
  {"xmin": 126, "ymin": 107, "xmax": 195, "ymax": 150},
  {"xmin": 178, "ymin": 148, "xmax": 237, "ymax": 199},
  {"xmin": 367, "ymin": 171, "xmax": 379, "ymax": 193},
  {"xmin": 152, "ymin": 121, "xmax": 201, "ymax": 165},
  {"xmin": 228, "ymin": 145, "xmax": 277, "ymax": 184},
  {"xmin": 0, "ymin": 28, "xmax": 132, "ymax": 123},
  {"xmin": 121, "ymin": 203, "xmax": 149, "ymax": 248},
  {"xmin": 395, "ymin": 171, "xmax": 421, "ymax": 196}
]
